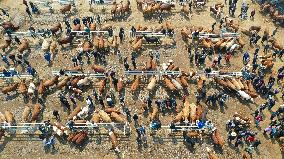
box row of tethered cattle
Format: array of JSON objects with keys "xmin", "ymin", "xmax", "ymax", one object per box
[
  {"xmin": 260, "ymin": 2, "xmax": 284, "ymax": 23},
  {"xmin": 180, "ymin": 17, "xmax": 281, "ymax": 69},
  {"xmin": 0, "ymin": 20, "xmax": 177, "ymax": 54}
]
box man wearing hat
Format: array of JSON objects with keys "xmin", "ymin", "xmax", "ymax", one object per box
[{"xmin": 228, "ymin": 131, "xmax": 237, "ymax": 142}]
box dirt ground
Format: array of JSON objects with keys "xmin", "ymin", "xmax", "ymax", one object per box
[{"xmin": 0, "ymin": 0, "xmax": 283, "ymax": 158}]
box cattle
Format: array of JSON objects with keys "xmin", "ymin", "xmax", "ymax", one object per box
[
  {"xmin": 18, "ymin": 80, "xmax": 28, "ymax": 95},
  {"xmin": 60, "ymin": 4, "xmax": 71, "ymax": 14},
  {"xmin": 249, "ymin": 25, "xmax": 261, "ymax": 32},
  {"xmin": 160, "ymin": 3, "xmax": 175, "ymax": 12},
  {"xmin": 105, "ymin": 108, "xmax": 120, "ymax": 114},
  {"xmin": 183, "ymin": 100, "xmax": 191, "ymax": 123},
  {"xmin": 0, "ymin": 112, "xmax": 6, "ymax": 122},
  {"xmin": 58, "ymin": 36, "xmax": 74, "ymax": 46},
  {"xmin": 133, "ymin": 39, "xmax": 143, "ymax": 51},
  {"xmin": 237, "ymin": 90, "xmax": 254, "ymax": 102},
  {"xmin": 4, "ymin": 111, "xmax": 15, "ymax": 124},
  {"xmin": 1, "ymin": 83, "xmax": 18, "ymax": 94},
  {"xmin": 189, "ymin": 103, "xmax": 197, "ymax": 122},
  {"xmin": 37, "ymin": 80, "xmax": 45, "ymax": 95},
  {"xmin": 179, "ymin": 75, "xmax": 189, "ymax": 87},
  {"xmin": 98, "ymin": 78, "xmax": 107, "ymax": 94},
  {"xmin": 146, "ymin": 76, "xmax": 157, "ymax": 91},
  {"xmin": 70, "ymin": 87, "xmax": 83, "ymax": 95},
  {"xmin": 172, "ymin": 111, "xmax": 183, "ymax": 123},
  {"xmin": 43, "ymin": 75, "xmax": 59, "ymax": 87},
  {"xmin": 212, "ymin": 129, "xmax": 225, "ymax": 147},
  {"xmin": 117, "ymin": 78, "xmax": 124, "ymax": 93},
  {"xmin": 109, "ymin": 130, "xmax": 120, "ymax": 152},
  {"xmin": 91, "ymin": 65, "xmax": 106, "ymax": 73},
  {"xmin": 50, "ymin": 23, "xmax": 62, "ymax": 35},
  {"xmin": 57, "ymin": 76, "xmax": 71, "ymax": 89},
  {"xmin": 150, "ymin": 106, "xmax": 159, "ymax": 121},
  {"xmin": 75, "ymin": 131, "xmax": 88, "ymax": 145},
  {"xmin": 0, "ymin": 40, "xmax": 11, "ymax": 52},
  {"xmin": 77, "ymin": 77, "xmax": 92, "ymax": 87},
  {"xmin": 18, "ymin": 39, "xmax": 30, "ymax": 53},
  {"xmin": 1, "ymin": 21, "xmax": 19, "ymax": 31},
  {"xmin": 206, "ymin": 147, "xmax": 219, "ymax": 159},
  {"xmin": 171, "ymin": 78, "xmax": 183, "ymax": 90},
  {"xmin": 131, "ymin": 76, "xmax": 140, "ymax": 92},
  {"xmin": 53, "ymin": 122, "xmax": 69, "ymax": 136},
  {"xmin": 91, "ymin": 113, "xmax": 101, "ymax": 123},
  {"xmin": 99, "ymin": 110, "xmax": 112, "ymax": 122},
  {"xmin": 68, "ymin": 106, "xmax": 82, "ymax": 120},
  {"xmin": 143, "ymin": 35, "xmax": 160, "ymax": 45},
  {"xmin": 31, "ymin": 104, "xmax": 41, "ymax": 122},
  {"xmin": 22, "ymin": 106, "xmax": 31, "ymax": 122},
  {"xmin": 163, "ymin": 76, "xmax": 176, "ymax": 91},
  {"xmin": 111, "ymin": 112, "xmax": 126, "ymax": 123},
  {"xmin": 28, "ymin": 81, "xmax": 36, "ymax": 96}
]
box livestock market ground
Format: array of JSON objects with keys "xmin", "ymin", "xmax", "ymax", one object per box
[{"xmin": 0, "ymin": 0, "xmax": 284, "ymax": 158}]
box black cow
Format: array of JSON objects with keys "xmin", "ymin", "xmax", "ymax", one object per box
[{"xmin": 143, "ymin": 35, "xmax": 160, "ymax": 45}]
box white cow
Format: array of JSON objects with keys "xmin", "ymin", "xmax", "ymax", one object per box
[{"xmin": 237, "ymin": 90, "xmax": 254, "ymax": 103}]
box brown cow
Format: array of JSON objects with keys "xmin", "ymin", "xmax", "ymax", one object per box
[
  {"xmin": 50, "ymin": 23, "xmax": 62, "ymax": 35},
  {"xmin": 0, "ymin": 40, "xmax": 11, "ymax": 52},
  {"xmin": 38, "ymin": 80, "xmax": 45, "ymax": 95},
  {"xmin": 43, "ymin": 75, "xmax": 59, "ymax": 87},
  {"xmin": 117, "ymin": 78, "xmax": 124, "ymax": 93},
  {"xmin": 131, "ymin": 76, "xmax": 140, "ymax": 92},
  {"xmin": 58, "ymin": 36, "xmax": 74, "ymax": 46},
  {"xmin": 163, "ymin": 76, "xmax": 176, "ymax": 91},
  {"xmin": 57, "ymin": 76, "xmax": 71, "ymax": 89},
  {"xmin": 18, "ymin": 80, "xmax": 28, "ymax": 95},
  {"xmin": 91, "ymin": 65, "xmax": 106, "ymax": 73},
  {"xmin": 99, "ymin": 78, "xmax": 107, "ymax": 94},
  {"xmin": 2, "ymin": 83, "xmax": 18, "ymax": 94},
  {"xmin": 31, "ymin": 104, "xmax": 41, "ymax": 122},
  {"xmin": 4, "ymin": 111, "xmax": 15, "ymax": 124},
  {"xmin": 160, "ymin": 3, "xmax": 175, "ymax": 12},
  {"xmin": 18, "ymin": 39, "xmax": 30, "ymax": 53},
  {"xmin": 60, "ymin": 4, "xmax": 71, "ymax": 14}
]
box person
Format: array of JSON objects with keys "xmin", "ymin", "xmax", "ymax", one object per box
[
  {"xmin": 14, "ymin": 36, "xmax": 21, "ymax": 45},
  {"xmin": 23, "ymin": 0, "xmax": 28, "ymax": 7},
  {"xmin": 0, "ymin": 8, "xmax": 9, "ymax": 17},
  {"xmin": 252, "ymin": 139, "xmax": 261, "ymax": 149},
  {"xmin": 29, "ymin": 2, "xmax": 39, "ymax": 14},
  {"xmin": 123, "ymin": 57, "xmax": 129, "ymax": 71},
  {"xmin": 271, "ymin": 27, "xmax": 278, "ymax": 37},
  {"xmin": 25, "ymin": 6, "xmax": 32, "ymax": 19},
  {"xmin": 44, "ymin": 51, "xmax": 51, "ymax": 65},
  {"xmin": 1, "ymin": 54, "xmax": 10, "ymax": 66},
  {"xmin": 263, "ymin": 43, "xmax": 269, "ymax": 54},
  {"xmin": 82, "ymin": 17, "xmax": 88, "ymax": 26},
  {"xmin": 119, "ymin": 27, "xmax": 125, "ymax": 43},
  {"xmin": 72, "ymin": 56, "xmax": 78, "ymax": 67},
  {"xmin": 188, "ymin": 0, "xmax": 192, "ymax": 12},
  {"xmin": 53, "ymin": 110, "xmax": 60, "ymax": 121},
  {"xmin": 250, "ymin": 9, "xmax": 255, "ymax": 19},
  {"xmin": 255, "ymin": 114, "xmax": 262, "ymax": 127},
  {"xmin": 211, "ymin": 22, "xmax": 217, "ymax": 31},
  {"xmin": 228, "ymin": 131, "xmax": 237, "ymax": 142},
  {"xmin": 133, "ymin": 113, "xmax": 139, "ymax": 127},
  {"xmin": 158, "ymin": 14, "xmax": 163, "ymax": 24},
  {"xmin": 131, "ymin": 54, "xmax": 137, "ymax": 69},
  {"xmin": 106, "ymin": 95, "xmax": 113, "ymax": 107},
  {"xmin": 131, "ymin": 26, "xmax": 136, "ymax": 37},
  {"xmin": 243, "ymin": 52, "xmax": 250, "ymax": 64},
  {"xmin": 96, "ymin": 15, "xmax": 101, "ymax": 24}
]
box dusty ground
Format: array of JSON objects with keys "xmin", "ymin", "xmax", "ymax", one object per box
[{"xmin": 0, "ymin": 0, "xmax": 284, "ymax": 158}]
